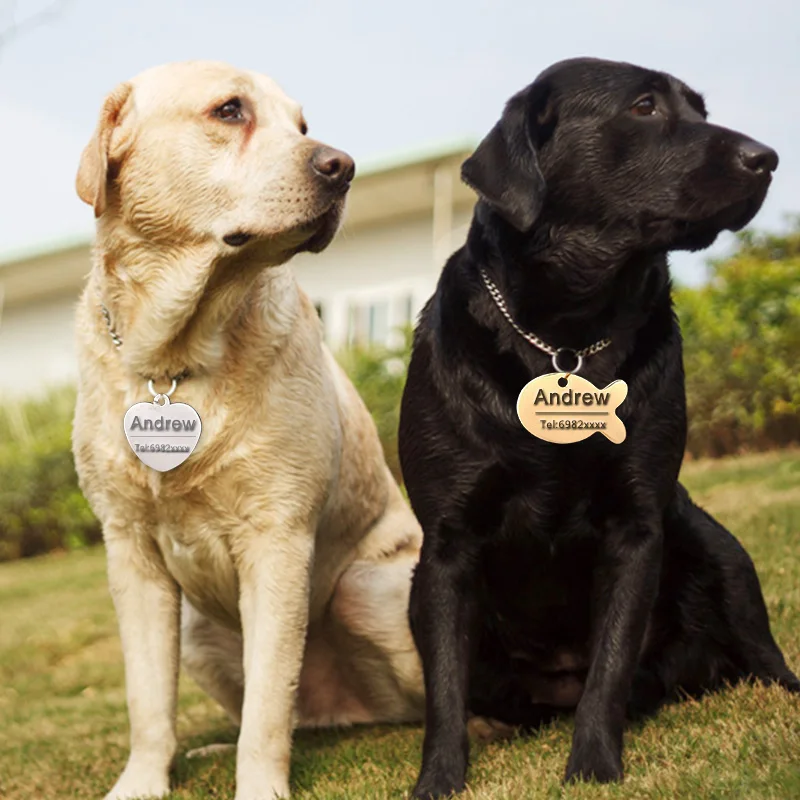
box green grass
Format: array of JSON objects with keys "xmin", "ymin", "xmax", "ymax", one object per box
[{"xmin": 1, "ymin": 451, "xmax": 799, "ymax": 799}]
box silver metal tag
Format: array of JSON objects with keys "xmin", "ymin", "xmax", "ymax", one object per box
[{"xmin": 123, "ymin": 394, "xmax": 202, "ymax": 471}]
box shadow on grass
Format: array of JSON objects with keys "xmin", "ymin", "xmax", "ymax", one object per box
[{"xmin": 172, "ymin": 721, "xmax": 426, "ymax": 796}]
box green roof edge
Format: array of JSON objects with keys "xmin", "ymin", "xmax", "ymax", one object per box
[{"xmin": 355, "ymin": 135, "xmax": 478, "ymax": 178}]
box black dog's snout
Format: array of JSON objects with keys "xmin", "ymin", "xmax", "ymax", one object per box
[
  {"xmin": 310, "ymin": 146, "xmax": 356, "ymax": 188},
  {"xmin": 738, "ymin": 139, "xmax": 779, "ymax": 175}
]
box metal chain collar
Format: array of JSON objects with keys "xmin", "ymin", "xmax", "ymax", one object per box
[
  {"xmin": 100, "ymin": 303, "xmax": 124, "ymax": 349},
  {"xmin": 478, "ymin": 268, "xmax": 612, "ymax": 374},
  {"xmin": 100, "ymin": 302, "xmax": 190, "ymax": 389}
]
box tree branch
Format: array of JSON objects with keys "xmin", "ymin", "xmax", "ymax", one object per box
[{"xmin": 0, "ymin": 0, "xmax": 69, "ymax": 50}]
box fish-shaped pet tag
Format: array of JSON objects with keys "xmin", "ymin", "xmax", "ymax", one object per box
[{"xmin": 517, "ymin": 372, "xmax": 627, "ymax": 444}]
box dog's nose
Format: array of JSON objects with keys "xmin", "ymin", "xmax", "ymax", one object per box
[
  {"xmin": 738, "ymin": 139, "xmax": 779, "ymax": 174},
  {"xmin": 310, "ymin": 146, "xmax": 356, "ymax": 187}
]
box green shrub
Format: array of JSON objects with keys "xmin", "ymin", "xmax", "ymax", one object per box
[
  {"xmin": 336, "ymin": 328, "xmax": 412, "ymax": 484},
  {"xmin": 675, "ymin": 223, "xmax": 800, "ymax": 457},
  {"xmin": 0, "ymin": 387, "xmax": 101, "ymax": 562}
]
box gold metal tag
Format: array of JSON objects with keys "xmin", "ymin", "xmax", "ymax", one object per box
[{"xmin": 517, "ymin": 373, "xmax": 628, "ymax": 444}]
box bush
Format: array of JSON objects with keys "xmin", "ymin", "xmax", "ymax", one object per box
[
  {"xmin": 336, "ymin": 328, "xmax": 412, "ymax": 483},
  {"xmin": 0, "ymin": 387, "xmax": 101, "ymax": 561},
  {"xmin": 675, "ymin": 223, "xmax": 800, "ymax": 457}
]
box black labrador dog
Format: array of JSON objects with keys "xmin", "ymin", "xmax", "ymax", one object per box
[{"xmin": 398, "ymin": 58, "xmax": 799, "ymax": 798}]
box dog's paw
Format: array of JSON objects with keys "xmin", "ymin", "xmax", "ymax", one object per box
[
  {"xmin": 104, "ymin": 768, "xmax": 170, "ymax": 800},
  {"xmin": 564, "ymin": 733, "xmax": 623, "ymax": 784},
  {"xmin": 412, "ymin": 770, "xmax": 466, "ymax": 798},
  {"xmin": 466, "ymin": 715, "xmax": 516, "ymax": 744},
  {"xmin": 233, "ymin": 794, "xmax": 289, "ymax": 800},
  {"xmin": 233, "ymin": 788, "xmax": 289, "ymax": 800},
  {"xmin": 234, "ymin": 774, "xmax": 290, "ymax": 800}
]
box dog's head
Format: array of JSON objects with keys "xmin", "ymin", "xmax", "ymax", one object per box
[
  {"xmin": 76, "ymin": 61, "xmax": 353, "ymax": 260},
  {"xmin": 463, "ymin": 58, "xmax": 777, "ymax": 253}
]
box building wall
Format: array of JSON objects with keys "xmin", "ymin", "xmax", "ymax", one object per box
[
  {"xmin": 0, "ymin": 207, "xmax": 474, "ymax": 398},
  {"xmin": 0, "ymin": 294, "xmax": 81, "ymax": 395},
  {"xmin": 294, "ymin": 207, "xmax": 472, "ymax": 348}
]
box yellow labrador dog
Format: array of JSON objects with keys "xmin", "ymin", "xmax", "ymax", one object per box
[{"xmin": 72, "ymin": 61, "xmax": 424, "ymax": 800}]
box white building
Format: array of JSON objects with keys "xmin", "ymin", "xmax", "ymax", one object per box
[{"xmin": 0, "ymin": 139, "xmax": 477, "ymax": 398}]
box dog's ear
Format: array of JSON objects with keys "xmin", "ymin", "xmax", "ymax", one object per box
[
  {"xmin": 76, "ymin": 82, "xmax": 133, "ymax": 218},
  {"xmin": 462, "ymin": 83, "xmax": 554, "ymax": 232}
]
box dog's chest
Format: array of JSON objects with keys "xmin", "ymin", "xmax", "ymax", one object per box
[
  {"xmin": 475, "ymin": 460, "xmax": 612, "ymax": 643},
  {"xmin": 153, "ymin": 499, "xmax": 241, "ymax": 629}
]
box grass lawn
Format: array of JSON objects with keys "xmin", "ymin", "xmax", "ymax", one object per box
[{"xmin": 1, "ymin": 450, "xmax": 799, "ymax": 799}]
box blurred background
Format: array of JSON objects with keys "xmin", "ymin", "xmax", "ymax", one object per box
[{"xmin": 0, "ymin": 0, "xmax": 798, "ymax": 560}]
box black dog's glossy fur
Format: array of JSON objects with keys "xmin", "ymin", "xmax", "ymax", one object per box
[{"xmin": 399, "ymin": 58, "xmax": 799, "ymax": 798}]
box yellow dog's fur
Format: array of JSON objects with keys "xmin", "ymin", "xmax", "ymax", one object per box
[{"xmin": 72, "ymin": 61, "xmax": 424, "ymax": 800}]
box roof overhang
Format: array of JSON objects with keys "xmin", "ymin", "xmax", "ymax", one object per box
[{"xmin": 346, "ymin": 138, "xmax": 477, "ymax": 230}]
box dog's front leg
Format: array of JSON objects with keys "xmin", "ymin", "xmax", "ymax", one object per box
[
  {"xmin": 104, "ymin": 533, "xmax": 181, "ymax": 800},
  {"xmin": 234, "ymin": 531, "xmax": 314, "ymax": 800},
  {"xmin": 564, "ymin": 513, "xmax": 662, "ymax": 784},
  {"xmin": 410, "ymin": 544, "xmax": 479, "ymax": 799}
]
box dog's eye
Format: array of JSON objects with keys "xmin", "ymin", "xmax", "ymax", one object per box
[
  {"xmin": 213, "ymin": 98, "xmax": 244, "ymax": 122},
  {"xmin": 631, "ymin": 95, "xmax": 657, "ymax": 117}
]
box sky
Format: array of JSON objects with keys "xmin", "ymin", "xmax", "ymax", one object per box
[{"xmin": 1, "ymin": 0, "xmax": 798, "ymax": 285}]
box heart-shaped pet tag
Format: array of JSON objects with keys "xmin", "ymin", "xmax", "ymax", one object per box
[{"xmin": 123, "ymin": 396, "xmax": 202, "ymax": 471}]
